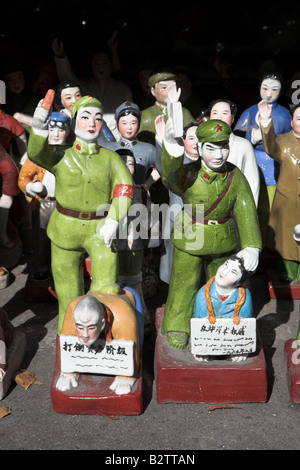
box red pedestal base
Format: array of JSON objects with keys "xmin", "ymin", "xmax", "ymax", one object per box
[
  {"xmin": 154, "ymin": 306, "xmax": 268, "ymax": 404},
  {"xmin": 50, "ymin": 336, "xmax": 143, "ymax": 415},
  {"xmin": 284, "ymin": 339, "xmax": 300, "ymax": 403},
  {"xmin": 24, "ymin": 275, "xmax": 57, "ymax": 303},
  {"xmin": 268, "ymin": 269, "xmax": 300, "ymax": 299}
]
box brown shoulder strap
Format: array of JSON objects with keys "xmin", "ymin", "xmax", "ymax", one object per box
[{"xmin": 204, "ymin": 171, "xmax": 233, "ymax": 218}]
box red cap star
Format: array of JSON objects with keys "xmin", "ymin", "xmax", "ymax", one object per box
[{"xmin": 216, "ymin": 124, "xmax": 223, "ymax": 132}]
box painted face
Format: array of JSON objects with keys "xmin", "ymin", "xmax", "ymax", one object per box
[
  {"xmin": 260, "ymin": 78, "xmax": 281, "ymax": 104},
  {"xmin": 215, "ymin": 259, "xmax": 243, "ymax": 289},
  {"xmin": 198, "ymin": 141, "xmax": 230, "ymax": 170},
  {"xmin": 125, "ymin": 155, "xmax": 135, "ymax": 174},
  {"xmin": 61, "ymin": 86, "xmax": 82, "ymax": 112},
  {"xmin": 91, "ymin": 53, "xmax": 112, "ymax": 80},
  {"xmin": 75, "ymin": 314, "xmax": 103, "ymax": 347},
  {"xmin": 184, "ymin": 126, "xmax": 199, "ymax": 160},
  {"xmin": 75, "ymin": 106, "xmax": 103, "ymax": 142},
  {"xmin": 118, "ymin": 114, "xmax": 139, "ymax": 140},
  {"xmin": 4, "ymin": 71, "xmax": 25, "ymax": 94},
  {"xmin": 291, "ymin": 106, "xmax": 300, "ymax": 137},
  {"xmin": 210, "ymin": 102, "xmax": 233, "ymax": 127},
  {"xmin": 48, "ymin": 122, "xmax": 67, "ymax": 145},
  {"xmin": 152, "ymin": 80, "xmax": 176, "ymax": 105}
]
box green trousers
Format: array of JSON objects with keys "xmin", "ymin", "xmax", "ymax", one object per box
[
  {"xmin": 161, "ymin": 246, "xmax": 231, "ymax": 336},
  {"xmin": 51, "ymin": 237, "xmax": 119, "ymax": 335}
]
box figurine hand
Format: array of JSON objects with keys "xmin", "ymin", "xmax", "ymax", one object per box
[
  {"xmin": 236, "ymin": 247, "xmax": 260, "ymax": 272},
  {"xmin": 163, "ymin": 117, "xmax": 184, "ymax": 157},
  {"xmin": 56, "ymin": 372, "xmax": 78, "ymax": 391},
  {"xmin": 294, "ymin": 224, "xmax": 300, "ymax": 242},
  {"xmin": 251, "ymin": 126, "xmax": 262, "ymax": 145},
  {"xmin": 52, "ymin": 38, "xmax": 65, "ymax": 58},
  {"xmin": 99, "ymin": 218, "xmax": 119, "ymax": 247},
  {"xmin": 257, "ymin": 99, "xmax": 272, "ymax": 121},
  {"xmin": 155, "ymin": 115, "xmax": 166, "ymax": 142},
  {"xmin": 26, "ymin": 181, "xmax": 46, "ymax": 198},
  {"xmin": 167, "ymin": 82, "xmax": 181, "ymax": 103},
  {"xmin": 32, "ymin": 99, "xmax": 52, "ymax": 132},
  {"xmin": 229, "ymin": 354, "xmax": 248, "ymax": 362}
]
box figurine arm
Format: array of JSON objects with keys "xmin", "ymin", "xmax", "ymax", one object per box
[
  {"xmin": 240, "ymin": 139, "xmax": 260, "ymax": 207},
  {"xmin": 233, "ymin": 172, "xmax": 262, "ymax": 270},
  {"xmin": 98, "ymin": 152, "xmax": 134, "ymax": 247},
  {"xmin": 52, "ymin": 38, "xmax": 85, "ymax": 87}
]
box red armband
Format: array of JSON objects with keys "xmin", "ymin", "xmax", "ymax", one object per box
[{"xmin": 113, "ymin": 184, "xmax": 134, "ymax": 199}]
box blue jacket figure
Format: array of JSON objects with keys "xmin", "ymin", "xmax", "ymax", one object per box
[{"xmin": 234, "ymin": 72, "xmax": 291, "ymax": 244}]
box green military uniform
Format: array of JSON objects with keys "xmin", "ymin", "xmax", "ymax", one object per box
[
  {"xmin": 27, "ymin": 97, "xmax": 133, "ymax": 334},
  {"xmin": 161, "ymin": 120, "xmax": 261, "ymax": 348},
  {"xmin": 137, "ymin": 71, "xmax": 194, "ymax": 144}
]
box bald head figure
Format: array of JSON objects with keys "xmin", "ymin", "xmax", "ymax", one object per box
[{"xmin": 73, "ymin": 296, "xmax": 106, "ymax": 347}]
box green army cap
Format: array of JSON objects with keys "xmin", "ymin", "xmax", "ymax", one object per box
[
  {"xmin": 196, "ymin": 119, "xmax": 231, "ymax": 143},
  {"xmin": 148, "ymin": 71, "xmax": 177, "ymax": 88},
  {"xmin": 71, "ymin": 95, "xmax": 103, "ymax": 118}
]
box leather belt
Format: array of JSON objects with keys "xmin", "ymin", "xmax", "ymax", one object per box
[{"xmin": 56, "ymin": 202, "xmax": 107, "ymax": 220}]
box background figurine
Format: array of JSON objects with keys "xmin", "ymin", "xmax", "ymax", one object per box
[
  {"xmin": 27, "ymin": 91, "xmax": 134, "ymax": 335},
  {"xmin": 137, "ymin": 70, "xmax": 194, "ymax": 144},
  {"xmin": 54, "ymin": 80, "xmax": 115, "ymax": 143},
  {"xmin": 53, "ymin": 80, "xmax": 83, "ymax": 118},
  {"xmin": 234, "ymin": 72, "xmax": 291, "ymax": 244},
  {"xmin": 258, "ymin": 100, "xmax": 300, "ymax": 283},
  {"xmin": 3, "ymin": 62, "xmax": 40, "ymax": 135},
  {"xmin": 160, "ymin": 115, "xmax": 261, "ymax": 349},
  {"xmin": 114, "ymin": 148, "xmax": 157, "ymax": 335},
  {"xmin": 207, "ymin": 98, "xmax": 260, "ymax": 206},
  {"xmin": 193, "ymin": 255, "xmax": 252, "ymax": 362},
  {"xmin": 19, "ymin": 112, "xmax": 70, "ymax": 281},
  {"xmin": 100, "ymin": 101, "xmax": 159, "ymax": 189},
  {"xmin": 52, "ymin": 36, "xmax": 133, "ymax": 139},
  {"xmin": 155, "ymin": 116, "xmax": 199, "ymax": 284},
  {"xmin": 56, "ymin": 290, "xmax": 142, "ymax": 395}
]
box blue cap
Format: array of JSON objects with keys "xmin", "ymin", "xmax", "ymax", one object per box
[{"xmin": 114, "ymin": 101, "xmax": 141, "ymax": 122}]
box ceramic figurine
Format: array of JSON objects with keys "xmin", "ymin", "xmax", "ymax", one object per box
[
  {"xmin": 160, "ymin": 113, "xmax": 261, "ymax": 349},
  {"xmin": 258, "ymin": 100, "xmax": 300, "ymax": 283},
  {"xmin": 27, "ymin": 91, "xmax": 134, "ymax": 335},
  {"xmin": 0, "ymin": 144, "xmax": 19, "ymax": 250},
  {"xmin": 234, "ymin": 72, "xmax": 292, "ymax": 244},
  {"xmin": 0, "ymin": 307, "xmax": 26, "ymax": 400},
  {"xmin": 3, "ymin": 63, "xmax": 40, "ymax": 134},
  {"xmin": 54, "ymin": 81, "xmax": 83, "ymax": 118},
  {"xmin": 208, "ymin": 99, "xmax": 260, "ymax": 206},
  {"xmin": 100, "ymin": 101, "xmax": 159, "ymax": 185},
  {"xmin": 137, "ymin": 70, "xmax": 194, "ymax": 144},
  {"xmin": 114, "ymin": 147, "xmax": 158, "ymax": 334},
  {"xmin": 0, "ymin": 107, "xmax": 27, "ymax": 163},
  {"xmin": 19, "ymin": 112, "xmax": 71, "ymax": 281},
  {"xmin": 193, "ymin": 255, "xmax": 253, "ymax": 362},
  {"xmin": 56, "ymin": 289, "xmax": 142, "ymax": 395},
  {"xmin": 100, "ymin": 101, "xmax": 160, "ymax": 332},
  {"xmin": 155, "ymin": 115, "xmax": 199, "ymax": 283},
  {"xmin": 52, "ymin": 37, "xmax": 133, "ymax": 139},
  {"xmin": 54, "ymin": 80, "xmax": 115, "ymax": 142}
]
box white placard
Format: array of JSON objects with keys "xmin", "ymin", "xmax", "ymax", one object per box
[
  {"xmin": 190, "ymin": 318, "xmax": 256, "ymax": 356},
  {"xmin": 59, "ymin": 335, "xmax": 134, "ymax": 376}
]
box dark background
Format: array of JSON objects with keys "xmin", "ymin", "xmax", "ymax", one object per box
[{"xmin": 0, "ymin": 1, "xmax": 299, "ymax": 116}]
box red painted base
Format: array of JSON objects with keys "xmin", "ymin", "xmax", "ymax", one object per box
[
  {"xmin": 284, "ymin": 339, "xmax": 300, "ymax": 403},
  {"xmin": 268, "ymin": 269, "xmax": 300, "ymax": 299},
  {"xmin": 50, "ymin": 336, "xmax": 143, "ymax": 415},
  {"xmin": 24, "ymin": 275, "xmax": 57, "ymax": 303},
  {"xmin": 154, "ymin": 306, "xmax": 268, "ymax": 404}
]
